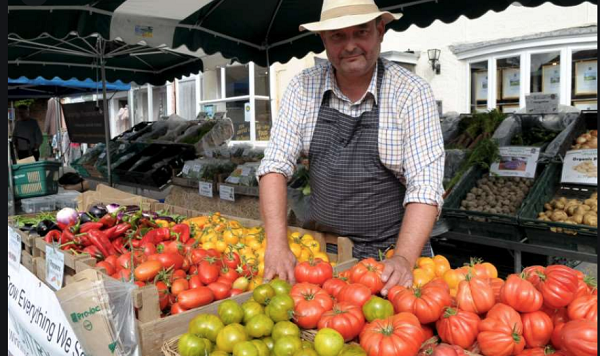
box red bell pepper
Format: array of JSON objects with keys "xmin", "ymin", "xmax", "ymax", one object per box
[
  {"xmin": 171, "ymin": 224, "xmax": 191, "ymax": 244},
  {"xmin": 80, "ymin": 222, "xmax": 104, "ymax": 234},
  {"xmin": 44, "ymin": 230, "xmax": 62, "ymax": 244},
  {"xmin": 140, "ymin": 227, "xmax": 171, "ymax": 245}
]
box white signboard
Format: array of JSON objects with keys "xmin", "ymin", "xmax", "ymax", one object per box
[
  {"xmin": 9, "ymin": 226, "xmax": 22, "ymax": 272},
  {"xmin": 220, "ymin": 185, "xmax": 236, "ymax": 202},
  {"xmin": 491, "ymin": 146, "xmax": 541, "ymax": 179},
  {"xmin": 46, "ymin": 245, "xmax": 65, "ymax": 291},
  {"xmin": 562, "ymin": 149, "xmax": 598, "ymax": 186},
  {"xmin": 526, "ymin": 93, "xmax": 560, "ymax": 114},
  {"xmin": 244, "ymin": 103, "xmax": 252, "ymax": 122},
  {"xmin": 199, "ymin": 181, "xmax": 214, "ymax": 198},
  {"xmin": 8, "ymin": 259, "xmax": 84, "ymax": 356}
]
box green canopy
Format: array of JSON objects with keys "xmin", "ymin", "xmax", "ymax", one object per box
[{"xmin": 8, "ymin": 0, "xmax": 596, "ymax": 66}]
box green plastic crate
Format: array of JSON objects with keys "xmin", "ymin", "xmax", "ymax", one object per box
[
  {"xmin": 12, "ymin": 161, "xmax": 61, "ymax": 199},
  {"xmin": 519, "ymin": 163, "xmax": 597, "ymax": 251}
]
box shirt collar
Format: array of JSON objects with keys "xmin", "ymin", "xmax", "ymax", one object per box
[{"xmin": 322, "ymin": 61, "xmax": 379, "ymax": 105}]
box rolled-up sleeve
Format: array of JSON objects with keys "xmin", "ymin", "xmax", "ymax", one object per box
[
  {"xmin": 401, "ymin": 85, "xmax": 445, "ymax": 216},
  {"xmin": 257, "ymin": 76, "xmax": 304, "ymax": 181}
]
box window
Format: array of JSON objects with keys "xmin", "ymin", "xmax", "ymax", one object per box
[
  {"xmin": 255, "ymin": 66, "xmax": 270, "ymax": 97},
  {"xmin": 255, "ymin": 100, "xmax": 272, "ymax": 141},
  {"xmin": 572, "ymin": 49, "xmax": 598, "ymax": 111},
  {"xmin": 178, "ymin": 77, "xmax": 197, "ymax": 120},
  {"xmin": 152, "ymin": 86, "xmax": 167, "ymax": 120},
  {"xmin": 470, "ymin": 61, "xmax": 488, "ymax": 113},
  {"xmin": 531, "ymin": 52, "xmax": 561, "ymax": 97},
  {"xmin": 133, "ymin": 87, "xmax": 148, "ymax": 125},
  {"xmin": 227, "ymin": 100, "xmax": 251, "ymax": 141},
  {"xmin": 497, "ymin": 57, "xmax": 521, "ymax": 113},
  {"xmin": 225, "ymin": 65, "xmax": 250, "ymax": 97}
]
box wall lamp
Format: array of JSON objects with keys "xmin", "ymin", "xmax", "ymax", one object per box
[{"xmin": 428, "ymin": 49, "xmax": 441, "ymax": 75}]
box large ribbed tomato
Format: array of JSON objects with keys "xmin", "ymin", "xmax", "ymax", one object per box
[
  {"xmin": 290, "ymin": 283, "xmax": 333, "ymax": 329},
  {"xmin": 350, "ymin": 258, "xmax": 384, "ymax": 294},
  {"xmin": 534, "ymin": 265, "xmax": 579, "ymax": 309},
  {"xmin": 500, "ymin": 274, "xmax": 543, "ymax": 313},
  {"xmin": 323, "ymin": 278, "xmax": 349, "ymax": 299},
  {"xmin": 359, "ymin": 313, "xmax": 425, "ymax": 356},
  {"xmin": 436, "ymin": 307, "xmax": 480, "ymax": 349},
  {"xmin": 489, "ymin": 278, "xmax": 505, "ymax": 304},
  {"xmin": 477, "ymin": 303, "xmax": 525, "ymax": 356},
  {"xmin": 390, "ymin": 281, "xmax": 452, "ymax": 324},
  {"xmin": 567, "ymin": 294, "xmax": 597, "ymax": 322},
  {"xmin": 560, "ymin": 320, "xmax": 597, "ymax": 356},
  {"xmin": 431, "ymin": 344, "xmax": 473, "ymax": 356},
  {"xmin": 295, "ymin": 259, "xmax": 333, "ymax": 287},
  {"xmin": 337, "ymin": 283, "xmax": 372, "ymax": 308},
  {"xmin": 516, "ymin": 347, "xmax": 567, "ymax": 356},
  {"xmin": 318, "ymin": 302, "xmax": 365, "ymax": 342},
  {"xmin": 455, "ymin": 274, "xmax": 495, "ymax": 314},
  {"xmin": 521, "ymin": 311, "xmax": 553, "ymax": 348}
]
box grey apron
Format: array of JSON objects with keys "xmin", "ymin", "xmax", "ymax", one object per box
[{"xmin": 304, "ymin": 59, "xmax": 433, "ymax": 260}]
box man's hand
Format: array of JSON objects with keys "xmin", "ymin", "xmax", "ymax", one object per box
[
  {"xmin": 264, "ymin": 244, "xmax": 297, "ymax": 284},
  {"xmin": 380, "ymin": 255, "xmax": 414, "ymax": 296}
]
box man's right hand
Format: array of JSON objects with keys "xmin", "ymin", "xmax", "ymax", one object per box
[{"xmin": 264, "ymin": 244, "xmax": 297, "ymax": 284}]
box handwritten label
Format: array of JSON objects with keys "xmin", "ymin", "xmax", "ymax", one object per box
[
  {"xmin": 220, "ymin": 185, "xmax": 235, "ymax": 202},
  {"xmin": 199, "ymin": 181, "xmax": 214, "ymax": 198},
  {"xmin": 562, "ymin": 149, "xmax": 598, "ymax": 186},
  {"xmin": 182, "ymin": 164, "xmax": 192, "ymax": 175},
  {"xmin": 45, "ymin": 245, "xmax": 65, "ymax": 291},
  {"xmin": 526, "ymin": 93, "xmax": 559, "ymax": 114},
  {"xmin": 490, "ymin": 146, "xmax": 540, "ymax": 178},
  {"xmin": 8, "ymin": 226, "xmax": 21, "ymax": 272}
]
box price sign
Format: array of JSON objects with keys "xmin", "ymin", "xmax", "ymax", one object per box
[
  {"xmin": 220, "ymin": 185, "xmax": 236, "ymax": 202},
  {"xmin": 490, "ymin": 146, "xmax": 541, "ymax": 178},
  {"xmin": 8, "ymin": 226, "xmax": 21, "ymax": 272},
  {"xmin": 45, "ymin": 245, "xmax": 65, "ymax": 291},
  {"xmin": 199, "ymin": 181, "xmax": 214, "ymax": 198},
  {"xmin": 241, "ymin": 167, "xmax": 252, "ymax": 177},
  {"xmin": 182, "ymin": 164, "xmax": 192, "ymax": 175},
  {"xmin": 192, "ymin": 163, "xmax": 203, "ymax": 173},
  {"xmin": 99, "ymin": 152, "xmax": 106, "ymax": 159},
  {"xmin": 561, "ymin": 149, "xmax": 598, "ymax": 186},
  {"xmin": 119, "ymin": 144, "xmax": 126, "ymax": 150}
]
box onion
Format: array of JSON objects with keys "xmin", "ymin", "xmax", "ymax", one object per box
[
  {"xmin": 106, "ymin": 204, "xmax": 121, "ymax": 214},
  {"xmin": 57, "ymin": 208, "xmax": 79, "ymax": 226}
]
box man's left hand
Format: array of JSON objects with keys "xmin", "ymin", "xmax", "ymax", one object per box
[{"xmin": 380, "ymin": 255, "xmax": 414, "ymax": 296}]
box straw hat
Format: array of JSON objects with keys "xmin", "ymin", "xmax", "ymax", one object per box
[{"xmin": 300, "ymin": 0, "xmax": 403, "ymax": 32}]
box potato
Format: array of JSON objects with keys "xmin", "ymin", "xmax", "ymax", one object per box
[
  {"xmin": 539, "ymin": 212, "xmax": 547, "ymax": 218},
  {"xmin": 576, "ymin": 206, "xmax": 591, "ymax": 216},
  {"xmin": 566, "ymin": 205, "xmax": 579, "ymax": 216},
  {"xmin": 591, "ymin": 130, "xmax": 598, "ymax": 137},
  {"xmin": 577, "ymin": 136, "xmax": 588, "ymax": 144},
  {"xmin": 551, "ymin": 211, "xmax": 569, "ymax": 222},
  {"xmin": 571, "ymin": 214, "xmax": 584, "ymax": 224},
  {"xmin": 544, "ymin": 203, "xmax": 553, "ymax": 211},
  {"xmin": 554, "ymin": 202, "xmax": 566, "ymax": 210},
  {"xmin": 584, "ymin": 198, "xmax": 597, "ymax": 207},
  {"xmin": 540, "ymin": 216, "xmax": 551, "ymax": 222},
  {"xmin": 583, "ymin": 213, "xmax": 597, "ymax": 227}
]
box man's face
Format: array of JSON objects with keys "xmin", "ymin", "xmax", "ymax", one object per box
[
  {"xmin": 320, "ymin": 19, "xmax": 385, "ymax": 78},
  {"xmin": 17, "ymin": 109, "xmax": 28, "ymax": 120}
]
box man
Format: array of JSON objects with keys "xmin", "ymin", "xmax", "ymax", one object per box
[
  {"xmin": 257, "ymin": 0, "xmax": 444, "ymax": 295},
  {"xmin": 13, "ymin": 105, "xmax": 43, "ymax": 161}
]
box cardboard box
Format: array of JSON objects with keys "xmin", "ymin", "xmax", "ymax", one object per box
[{"xmin": 77, "ymin": 184, "xmax": 157, "ymax": 212}]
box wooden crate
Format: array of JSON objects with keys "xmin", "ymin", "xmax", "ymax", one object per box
[
  {"xmin": 8, "ymin": 215, "xmax": 40, "ymax": 255},
  {"xmin": 32, "ymin": 238, "xmax": 97, "ymax": 277},
  {"xmin": 21, "ymin": 250, "xmax": 36, "ymax": 274},
  {"xmin": 217, "ymin": 183, "xmax": 260, "ymax": 197}
]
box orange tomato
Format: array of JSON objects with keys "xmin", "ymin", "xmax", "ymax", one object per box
[
  {"xmin": 416, "ymin": 257, "xmax": 436, "ymax": 269},
  {"xmin": 433, "ymin": 255, "xmax": 451, "ymax": 277},
  {"xmin": 443, "ymin": 269, "xmax": 467, "ymax": 290},
  {"xmin": 413, "ymin": 268, "xmax": 434, "ymax": 286},
  {"xmin": 385, "ymin": 249, "xmax": 395, "ymax": 259}
]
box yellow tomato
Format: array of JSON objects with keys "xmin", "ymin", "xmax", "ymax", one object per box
[
  {"xmin": 385, "ymin": 249, "xmax": 395, "ymax": 259},
  {"xmin": 155, "ymin": 219, "xmax": 170, "ymax": 228},
  {"xmin": 413, "ymin": 268, "xmax": 434, "ymax": 286},
  {"xmin": 290, "ymin": 232, "xmax": 302, "ymax": 239},
  {"xmin": 433, "ymin": 255, "xmax": 451, "ymax": 277},
  {"xmin": 229, "ymin": 221, "xmax": 241, "ymax": 229},
  {"xmin": 215, "ymin": 240, "xmax": 228, "ymax": 253},
  {"xmin": 261, "ymin": 239, "xmax": 268, "ymax": 248},
  {"xmin": 239, "ymin": 246, "xmax": 255, "ymax": 258},
  {"xmin": 248, "ymin": 240, "xmax": 262, "ymax": 251},
  {"xmin": 300, "ymin": 234, "xmax": 314, "ymax": 244},
  {"xmin": 202, "ymin": 241, "xmax": 216, "ymax": 250},
  {"xmin": 299, "ymin": 249, "xmax": 312, "ymax": 262},
  {"xmin": 258, "ymin": 263, "xmax": 265, "ymax": 277},
  {"xmin": 313, "ymin": 252, "xmax": 330, "ymax": 263},
  {"xmin": 481, "ymin": 262, "xmax": 498, "ymax": 279},
  {"xmin": 249, "ymin": 277, "xmax": 263, "ymax": 291},
  {"xmin": 443, "ymin": 269, "xmax": 466, "ymax": 290},
  {"xmin": 450, "ymin": 288, "xmax": 458, "ymax": 298},
  {"xmin": 416, "ymin": 257, "xmax": 435, "ymax": 269},
  {"xmin": 201, "ymin": 231, "xmax": 216, "ymax": 244},
  {"xmin": 421, "ymin": 264, "xmax": 436, "ymax": 278},
  {"xmin": 223, "ymin": 230, "xmax": 239, "ymax": 245},
  {"xmin": 290, "ymin": 243, "xmax": 303, "ymax": 258},
  {"xmin": 306, "ymin": 240, "xmax": 321, "ymax": 253},
  {"xmin": 255, "ymin": 248, "xmax": 266, "ymax": 262}
]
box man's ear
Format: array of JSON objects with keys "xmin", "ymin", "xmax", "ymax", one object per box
[
  {"xmin": 376, "ymin": 19, "xmax": 385, "ymax": 41},
  {"xmin": 319, "ymin": 31, "xmax": 327, "ymax": 46}
]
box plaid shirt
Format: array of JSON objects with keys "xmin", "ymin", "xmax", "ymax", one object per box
[{"xmin": 257, "ymin": 58, "xmax": 445, "ymax": 213}]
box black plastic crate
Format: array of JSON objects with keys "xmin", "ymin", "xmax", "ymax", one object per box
[
  {"xmin": 519, "ymin": 163, "xmax": 597, "ymax": 251},
  {"xmin": 443, "ymin": 166, "xmax": 540, "ymax": 241},
  {"xmin": 551, "ymin": 110, "xmax": 598, "ymax": 162}
]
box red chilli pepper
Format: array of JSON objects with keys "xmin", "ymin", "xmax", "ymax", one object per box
[
  {"xmin": 80, "ymin": 222, "xmax": 104, "ymax": 234},
  {"xmin": 60, "ymin": 229, "xmax": 75, "ymax": 245},
  {"xmin": 112, "ymin": 238, "xmax": 128, "ymax": 255},
  {"xmin": 87, "ymin": 230, "xmax": 113, "ymax": 257},
  {"xmin": 74, "ymin": 234, "xmax": 92, "ymax": 247},
  {"xmin": 44, "ymin": 230, "xmax": 62, "ymax": 244},
  {"xmin": 83, "ymin": 245, "xmax": 104, "ymax": 260},
  {"xmin": 111, "ymin": 223, "xmax": 131, "ymax": 240},
  {"xmin": 171, "ymin": 224, "xmax": 191, "ymax": 244},
  {"xmin": 99, "ymin": 214, "xmax": 117, "ymax": 228}
]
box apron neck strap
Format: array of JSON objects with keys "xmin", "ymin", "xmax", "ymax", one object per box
[{"xmin": 322, "ymin": 58, "xmax": 386, "ymax": 107}]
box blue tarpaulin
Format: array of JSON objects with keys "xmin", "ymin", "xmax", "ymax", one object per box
[{"xmin": 8, "ymin": 76, "xmax": 131, "ymax": 98}]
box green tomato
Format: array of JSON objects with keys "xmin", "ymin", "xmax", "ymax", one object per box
[
  {"xmin": 253, "ymin": 284, "xmax": 276, "ymax": 305},
  {"xmin": 211, "ymin": 352, "xmax": 229, "ymax": 356},
  {"xmin": 293, "ymin": 349, "xmax": 318, "ymax": 356},
  {"xmin": 266, "ymin": 295, "xmax": 295, "ymax": 322},
  {"xmin": 273, "ymin": 336, "xmax": 302, "ymax": 356},
  {"xmin": 262, "ymin": 337, "xmax": 275, "ymax": 351},
  {"xmin": 216, "ymin": 323, "xmax": 248, "ymax": 353},
  {"xmin": 189, "ymin": 314, "xmax": 225, "ymax": 343},
  {"xmin": 219, "ymin": 300, "xmax": 245, "ymax": 325},
  {"xmin": 251, "ymin": 340, "xmax": 271, "ymax": 356},
  {"xmin": 301, "ymin": 341, "xmax": 314, "ymax": 350},
  {"xmin": 337, "ymin": 345, "xmax": 367, "ymax": 356},
  {"xmin": 233, "ymin": 341, "xmax": 259, "ymax": 356},
  {"xmin": 314, "ymin": 328, "xmax": 344, "ymax": 356},
  {"xmin": 242, "ymin": 300, "xmax": 265, "ymax": 324},
  {"xmin": 269, "ymin": 279, "xmax": 292, "ymax": 296},
  {"xmin": 246, "ymin": 314, "xmax": 275, "ymax": 338},
  {"xmin": 178, "ymin": 333, "xmax": 213, "ymax": 356},
  {"xmin": 271, "ymin": 321, "xmax": 300, "ymax": 341},
  {"xmin": 362, "ymin": 296, "xmax": 394, "ymax": 323}
]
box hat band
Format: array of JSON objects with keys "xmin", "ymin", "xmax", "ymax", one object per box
[{"xmin": 321, "ymin": 4, "xmax": 381, "ymax": 21}]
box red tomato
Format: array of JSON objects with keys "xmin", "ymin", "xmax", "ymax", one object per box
[
  {"xmin": 323, "ymin": 278, "xmax": 348, "ymax": 299},
  {"xmin": 171, "ymin": 278, "xmax": 190, "ymax": 297},
  {"xmin": 567, "ymin": 294, "xmax": 597, "ymax": 322},
  {"xmin": 171, "ymin": 302, "xmax": 188, "ymax": 315},
  {"xmin": 291, "ymin": 283, "xmax": 334, "ymax": 329},
  {"xmin": 189, "ymin": 275, "xmax": 203, "ymax": 289},
  {"xmin": 134, "ymin": 260, "xmax": 163, "ymax": 282},
  {"xmin": 134, "ymin": 281, "xmax": 146, "ymax": 288},
  {"xmin": 436, "ymin": 307, "xmax": 480, "ymax": 349},
  {"xmin": 223, "ymin": 251, "xmax": 241, "ymax": 270},
  {"xmin": 318, "ymin": 302, "xmax": 365, "ymax": 342},
  {"xmin": 500, "ymin": 274, "xmax": 543, "ymax": 313},
  {"xmin": 387, "ymin": 285, "xmax": 405, "ymax": 303},
  {"xmin": 112, "ymin": 268, "xmax": 132, "ymax": 281},
  {"xmin": 171, "ymin": 269, "xmax": 187, "ymax": 281},
  {"xmin": 455, "ymin": 275, "xmax": 495, "ymax": 314},
  {"xmin": 207, "ymin": 282, "xmax": 231, "ymax": 300},
  {"xmin": 522, "ymin": 311, "xmax": 553, "ymax": 348},
  {"xmin": 117, "ymin": 251, "xmax": 146, "ymax": 270},
  {"xmin": 536, "ymin": 265, "xmax": 579, "ymax": 309},
  {"xmin": 141, "ymin": 242, "xmax": 157, "ymax": 256},
  {"xmin": 220, "ymin": 266, "xmax": 240, "ymax": 282},
  {"xmin": 560, "ymin": 320, "xmax": 597, "ymax": 356},
  {"xmin": 522, "ymin": 265, "xmax": 546, "ymax": 287},
  {"xmin": 178, "ymin": 286, "xmax": 214, "ymax": 309},
  {"xmin": 551, "ymin": 322, "xmax": 567, "ymax": 350},
  {"xmin": 149, "ymin": 252, "xmax": 185, "ymax": 270},
  {"xmin": 515, "ymin": 347, "xmax": 568, "ymax": 356},
  {"xmin": 337, "ymin": 283, "xmax": 372, "ymax": 308},
  {"xmin": 230, "ymin": 288, "xmax": 244, "ymax": 297},
  {"xmin": 359, "ymin": 313, "xmax": 425, "ymax": 356},
  {"xmin": 294, "ymin": 258, "xmax": 333, "ymax": 287},
  {"xmin": 199, "ymin": 259, "xmax": 221, "ymax": 285},
  {"xmin": 164, "ymin": 240, "xmax": 185, "ymax": 255},
  {"xmin": 217, "ymin": 277, "xmax": 234, "ymax": 287},
  {"xmin": 489, "ymin": 278, "xmax": 505, "ymax": 304},
  {"xmin": 390, "ymin": 281, "xmax": 452, "ymax": 324},
  {"xmin": 191, "ymin": 248, "xmax": 208, "ymax": 265},
  {"xmin": 477, "ymin": 303, "xmax": 525, "ymax": 356},
  {"xmin": 104, "ymin": 255, "xmax": 119, "ymax": 271},
  {"xmin": 350, "ymin": 258, "xmax": 384, "ymax": 294},
  {"xmin": 206, "ymin": 249, "xmax": 222, "ymax": 260},
  {"xmin": 96, "ymin": 261, "xmax": 116, "ymax": 276},
  {"xmin": 156, "ymin": 281, "xmax": 170, "ymax": 310},
  {"xmin": 431, "ymin": 344, "xmax": 471, "ymax": 356},
  {"xmin": 189, "ymin": 265, "xmax": 198, "ymax": 275},
  {"xmin": 422, "ymin": 325, "xmax": 434, "ymax": 340}
]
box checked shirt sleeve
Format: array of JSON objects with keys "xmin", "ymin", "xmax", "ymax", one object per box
[
  {"xmin": 257, "ymin": 76, "xmax": 304, "ymax": 181},
  {"xmin": 400, "ymin": 85, "xmax": 445, "ymax": 216}
]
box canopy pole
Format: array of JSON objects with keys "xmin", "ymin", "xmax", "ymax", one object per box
[
  {"xmin": 100, "ymin": 57, "xmax": 113, "ymax": 187},
  {"xmin": 55, "ymin": 97, "xmax": 62, "ymax": 163},
  {"xmin": 8, "ymin": 139, "xmax": 16, "ymax": 216}
]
